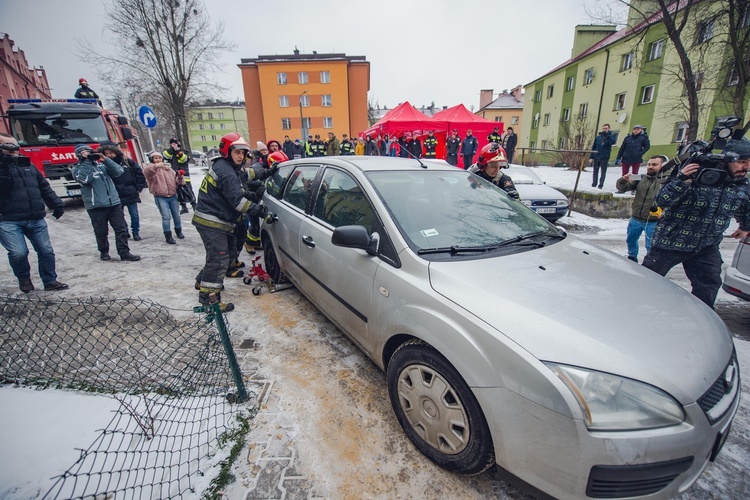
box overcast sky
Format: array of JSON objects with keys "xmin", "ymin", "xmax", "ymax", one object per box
[{"xmin": 0, "ymin": 0, "xmax": 621, "ymax": 111}]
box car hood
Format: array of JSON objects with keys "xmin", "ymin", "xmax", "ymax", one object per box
[
  {"xmin": 514, "ymin": 183, "xmax": 567, "ymax": 200},
  {"xmin": 428, "ymin": 236, "xmax": 734, "ymax": 402}
]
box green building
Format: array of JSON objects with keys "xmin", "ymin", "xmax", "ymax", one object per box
[
  {"xmin": 521, "ymin": 0, "xmax": 750, "ymax": 165},
  {"xmin": 187, "ymin": 100, "xmax": 248, "ymax": 153}
]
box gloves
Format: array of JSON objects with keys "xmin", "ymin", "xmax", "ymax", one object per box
[
  {"xmin": 614, "ymin": 158, "xmax": 621, "ymax": 165},
  {"xmin": 248, "ymin": 203, "xmax": 268, "ymax": 219},
  {"xmin": 244, "ymin": 184, "xmax": 267, "ymax": 203},
  {"xmin": 52, "ymin": 206, "xmax": 64, "ymax": 219},
  {"xmin": 264, "ymin": 212, "xmax": 278, "ymax": 224}
]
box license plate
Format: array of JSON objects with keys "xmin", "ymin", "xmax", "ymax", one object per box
[
  {"xmin": 66, "ymin": 189, "xmax": 81, "ymax": 196},
  {"xmin": 535, "ymin": 207, "xmax": 556, "ymax": 214}
]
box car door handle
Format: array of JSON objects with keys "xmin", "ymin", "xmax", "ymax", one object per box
[{"xmin": 302, "ymin": 235, "xmax": 315, "ymax": 248}]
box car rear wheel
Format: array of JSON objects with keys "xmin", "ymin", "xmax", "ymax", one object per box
[{"xmin": 387, "ymin": 339, "xmax": 495, "ymax": 475}]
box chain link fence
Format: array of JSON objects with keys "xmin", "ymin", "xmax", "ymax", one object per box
[{"xmin": 0, "ymin": 294, "xmax": 252, "ymax": 499}]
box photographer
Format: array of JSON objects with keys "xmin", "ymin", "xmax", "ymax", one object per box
[
  {"xmin": 162, "ymin": 137, "xmax": 193, "ymax": 214},
  {"xmin": 642, "ymin": 140, "xmax": 750, "ymax": 308},
  {"xmin": 72, "ymin": 145, "xmax": 141, "ymax": 262},
  {"xmin": 0, "ymin": 133, "xmax": 68, "ymax": 292}
]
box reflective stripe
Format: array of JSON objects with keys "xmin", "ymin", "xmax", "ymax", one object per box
[
  {"xmin": 192, "ymin": 212, "xmax": 234, "ymax": 232},
  {"xmin": 234, "ymin": 198, "xmax": 251, "ymax": 212},
  {"xmin": 200, "ymin": 284, "xmax": 223, "ymax": 294}
]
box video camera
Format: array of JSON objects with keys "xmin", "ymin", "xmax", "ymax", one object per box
[
  {"xmin": 0, "ymin": 142, "xmax": 31, "ymax": 167},
  {"xmin": 670, "ymin": 116, "xmax": 744, "ymax": 187}
]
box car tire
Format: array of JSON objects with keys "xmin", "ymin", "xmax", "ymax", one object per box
[
  {"xmin": 262, "ymin": 236, "xmax": 286, "ymax": 284},
  {"xmin": 387, "ymin": 339, "xmax": 495, "ymax": 475}
]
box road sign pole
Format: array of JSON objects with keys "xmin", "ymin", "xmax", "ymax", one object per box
[{"xmin": 148, "ymin": 128, "xmax": 155, "ymax": 152}]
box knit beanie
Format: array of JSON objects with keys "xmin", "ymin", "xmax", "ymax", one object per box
[
  {"xmin": 75, "ymin": 144, "xmax": 93, "ymax": 157},
  {"xmin": 257, "ymin": 142, "xmax": 267, "ymax": 151}
]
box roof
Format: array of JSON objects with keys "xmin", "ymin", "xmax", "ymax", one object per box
[
  {"xmin": 432, "ymin": 104, "xmax": 495, "ymax": 123},
  {"xmin": 527, "ymin": 0, "xmax": 688, "ymax": 85},
  {"xmin": 240, "ymin": 52, "xmax": 367, "ymax": 65},
  {"xmin": 480, "ymin": 93, "xmax": 524, "ymax": 111}
]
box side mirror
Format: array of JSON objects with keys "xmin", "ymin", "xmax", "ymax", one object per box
[
  {"xmin": 121, "ymin": 127, "xmax": 134, "ymax": 140},
  {"xmin": 332, "ymin": 226, "xmax": 380, "ymax": 256},
  {"xmin": 117, "ymin": 116, "xmax": 129, "ymax": 125}
]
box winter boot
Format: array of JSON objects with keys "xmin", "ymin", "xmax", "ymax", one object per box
[
  {"xmin": 165, "ymin": 231, "xmax": 177, "ymax": 244},
  {"xmin": 133, "ymin": 231, "xmax": 142, "ymax": 241},
  {"xmin": 121, "ymin": 253, "xmax": 141, "ymax": 262},
  {"xmin": 175, "ymin": 228, "xmax": 185, "ymax": 239},
  {"xmin": 100, "ymin": 252, "xmax": 111, "ymax": 261},
  {"xmin": 18, "ymin": 277, "xmax": 34, "ymax": 293},
  {"xmin": 198, "ymin": 291, "xmax": 235, "ymax": 313},
  {"xmin": 44, "ymin": 281, "xmax": 69, "ymax": 291},
  {"xmin": 180, "ymin": 204, "xmax": 189, "ymax": 214}
]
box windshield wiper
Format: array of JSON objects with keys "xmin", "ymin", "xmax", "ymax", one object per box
[
  {"xmin": 417, "ymin": 230, "xmax": 566, "ymax": 255},
  {"xmin": 417, "ymin": 244, "xmax": 501, "ymax": 255}
]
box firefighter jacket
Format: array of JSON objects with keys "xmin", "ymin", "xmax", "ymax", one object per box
[
  {"xmin": 651, "ymin": 176, "xmax": 750, "ymax": 252},
  {"xmin": 474, "ymin": 168, "xmax": 520, "ymax": 199},
  {"xmin": 0, "ymin": 157, "xmax": 64, "ymax": 221},
  {"xmin": 341, "ymin": 140, "xmax": 354, "ymax": 155},
  {"xmin": 311, "ymin": 140, "xmax": 326, "ymax": 157},
  {"xmin": 74, "ymin": 85, "xmax": 99, "ymax": 99},
  {"xmin": 163, "ymin": 146, "xmax": 190, "ymax": 176},
  {"xmin": 72, "ymin": 157, "xmax": 124, "ymax": 210},
  {"xmin": 424, "ymin": 136, "xmax": 438, "ymax": 157},
  {"xmin": 446, "ymin": 136, "xmax": 461, "ymax": 156},
  {"xmin": 487, "ymin": 132, "xmax": 502, "ymax": 144},
  {"xmin": 192, "ymin": 157, "xmax": 255, "ymax": 233}
]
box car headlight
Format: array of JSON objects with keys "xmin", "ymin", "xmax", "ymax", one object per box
[
  {"xmin": 521, "ymin": 200, "xmax": 532, "ymax": 206},
  {"xmin": 556, "ymin": 199, "xmax": 569, "ymax": 207},
  {"xmin": 545, "ymin": 363, "xmax": 685, "ymax": 430}
]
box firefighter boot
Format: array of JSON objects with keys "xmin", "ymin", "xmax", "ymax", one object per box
[
  {"xmin": 198, "ymin": 291, "xmax": 235, "ymax": 313},
  {"xmin": 165, "ymin": 231, "xmax": 177, "ymax": 244}
]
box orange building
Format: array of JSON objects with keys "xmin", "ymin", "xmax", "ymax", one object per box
[{"xmin": 238, "ymin": 50, "xmax": 369, "ymax": 145}]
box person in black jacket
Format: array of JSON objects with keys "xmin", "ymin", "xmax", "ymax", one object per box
[
  {"xmin": 589, "ymin": 124, "xmax": 616, "ymax": 189},
  {"xmin": 445, "ymin": 130, "xmax": 461, "ymax": 166},
  {"xmin": 365, "ymin": 135, "xmax": 379, "ymax": 156},
  {"xmin": 282, "ymin": 135, "xmax": 295, "ymax": 160},
  {"xmin": 163, "ymin": 137, "xmax": 193, "ymax": 214},
  {"xmin": 0, "ymin": 134, "xmax": 68, "ymax": 292},
  {"xmin": 616, "ymin": 125, "xmax": 651, "ymax": 176},
  {"xmin": 460, "ymin": 130, "xmax": 478, "ymax": 169},
  {"xmin": 74, "ymin": 78, "xmax": 99, "ymax": 100},
  {"xmin": 99, "ymin": 142, "xmax": 147, "ymax": 240},
  {"xmin": 502, "ymin": 127, "xmax": 518, "ymax": 164}
]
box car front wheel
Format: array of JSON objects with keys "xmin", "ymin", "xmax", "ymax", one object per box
[
  {"xmin": 262, "ymin": 236, "xmax": 286, "ymax": 284},
  {"xmin": 387, "ymin": 340, "xmax": 495, "ymax": 475}
]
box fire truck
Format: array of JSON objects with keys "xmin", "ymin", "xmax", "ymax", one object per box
[{"xmin": 4, "ymin": 98, "xmax": 145, "ymax": 199}]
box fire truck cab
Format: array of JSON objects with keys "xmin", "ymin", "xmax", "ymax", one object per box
[{"xmin": 4, "ymin": 98, "xmax": 144, "ymax": 200}]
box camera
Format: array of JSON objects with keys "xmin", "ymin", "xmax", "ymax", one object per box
[
  {"xmin": 672, "ymin": 117, "xmax": 743, "ymax": 187},
  {"xmin": 88, "ymin": 152, "xmax": 102, "ymax": 161},
  {"xmin": 0, "ymin": 153, "xmax": 31, "ymax": 168}
]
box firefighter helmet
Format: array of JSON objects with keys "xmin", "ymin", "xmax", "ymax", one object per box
[
  {"xmin": 268, "ymin": 151, "xmax": 289, "ymax": 166},
  {"xmin": 79, "ymin": 78, "xmax": 87, "ymax": 84},
  {"xmin": 477, "ymin": 142, "xmax": 509, "ymax": 168},
  {"xmin": 219, "ymin": 132, "xmax": 251, "ymax": 158}
]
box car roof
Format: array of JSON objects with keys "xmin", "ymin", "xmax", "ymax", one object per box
[{"xmin": 285, "ymin": 156, "xmax": 458, "ymax": 174}]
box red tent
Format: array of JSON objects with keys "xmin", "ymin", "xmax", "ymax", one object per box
[
  {"xmin": 432, "ymin": 105, "xmax": 502, "ymax": 168},
  {"xmin": 362, "ymin": 101, "xmax": 449, "ymax": 138}
]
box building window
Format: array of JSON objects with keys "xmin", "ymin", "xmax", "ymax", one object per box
[
  {"xmin": 611, "ymin": 131, "xmax": 620, "ymax": 144},
  {"xmin": 323, "ymin": 117, "xmax": 333, "ymax": 129},
  {"xmin": 302, "ymin": 117, "xmax": 311, "ymax": 130},
  {"xmin": 218, "ymin": 112, "xmax": 224, "ymax": 119},
  {"xmin": 579, "ymin": 102, "xmax": 589, "ymax": 118},
  {"xmin": 279, "ymin": 95, "xmax": 289, "ymax": 107},
  {"xmin": 298, "ymin": 72, "xmax": 308, "ymax": 84},
  {"xmin": 544, "ymin": 113, "xmax": 551, "ymax": 126},
  {"xmin": 559, "ymin": 137, "xmax": 567, "ymax": 149},
  {"xmin": 648, "ymin": 39, "xmax": 664, "ymax": 61},
  {"xmin": 566, "ymin": 76, "xmax": 575, "ymax": 91},
  {"xmin": 729, "ymin": 64, "xmax": 741, "ymax": 86},
  {"xmin": 532, "ymin": 114, "xmax": 539, "ymax": 128},
  {"xmin": 200, "ymin": 135, "xmax": 206, "ymax": 141},
  {"xmin": 541, "ymin": 140, "xmax": 549, "ymax": 149},
  {"xmin": 547, "ymin": 85, "xmax": 554, "ymax": 98},
  {"xmin": 535, "ymin": 89, "xmax": 542, "ymax": 102},
  {"xmin": 300, "ymin": 94, "xmax": 309, "ymax": 107},
  {"xmin": 614, "ymin": 92, "xmax": 626, "ymax": 110},
  {"xmin": 320, "ymin": 71, "xmax": 330, "ymax": 84},
  {"xmin": 641, "ymin": 85, "xmax": 655, "ymax": 104},
  {"xmin": 211, "ymin": 135, "xmax": 217, "ymax": 141},
  {"xmin": 322, "ymin": 94, "xmax": 332, "ymax": 107},
  {"xmin": 697, "ymin": 18, "xmax": 715, "ymax": 43},
  {"xmin": 220, "ymin": 123, "xmax": 225, "ymax": 129},
  {"xmin": 584, "ymin": 68, "xmax": 594, "ymax": 85},
  {"xmin": 621, "ymin": 52, "xmax": 634, "ymax": 71},
  {"xmin": 282, "ymin": 118, "xmax": 292, "ymax": 130},
  {"xmin": 197, "ymin": 113, "xmax": 203, "ymax": 120},
  {"xmin": 674, "ymin": 122, "xmax": 689, "ymax": 143},
  {"xmin": 562, "ymin": 108, "xmax": 571, "ymax": 121},
  {"xmin": 511, "ymin": 116, "xmax": 519, "ymax": 125},
  {"xmin": 277, "ymin": 72, "xmax": 287, "ymax": 85},
  {"xmin": 530, "ymin": 141, "xmax": 536, "ymax": 150},
  {"xmin": 209, "ymin": 124, "xmax": 214, "ymax": 130},
  {"xmin": 693, "ymin": 72, "xmax": 704, "ymax": 92},
  {"xmin": 208, "ymin": 112, "xmax": 213, "ymax": 119},
  {"xmin": 199, "ymin": 124, "xmax": 204, "ymax": 130},
  {"xmin": 495, "ymin": 116, "xmax": 502, "ymax": 122}
]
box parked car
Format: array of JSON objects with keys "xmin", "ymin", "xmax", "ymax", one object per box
[
  {"xmin": 505, "ymin": 164, "xmax": 569, "ymax": 222},
  {"xmin": 260, "ymin": 156, "xmax": 739, "ymax": 499},
  {"xmin": 723, "ymin": 236, "xmax": 750, "ymax": 300}
]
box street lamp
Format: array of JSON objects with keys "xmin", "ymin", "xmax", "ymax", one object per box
[{"xmin": 299, "ymin": 90, "xmax": 307, "ymax": 144}]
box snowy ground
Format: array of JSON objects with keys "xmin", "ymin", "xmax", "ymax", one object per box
[{"xmin": 0, "ymin": 162, "xmax": 747, "ymax": 498}]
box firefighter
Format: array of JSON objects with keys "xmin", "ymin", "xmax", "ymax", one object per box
[
  {"xmin": 424, "ymin": 130, "xmax": 438, "ymax": 158},
  {"xmin": 74, "ymin": 78, "xmax": 99, "ymax": 100},
  {"xmin": 487, "ymin": 126, "xmax": 502, "ymax": 144},
  {"xmin": 163, "ymin": 137, "xmax": 193, "ymax": 213},
  {"xmin": 312, "ymin": 134, "xmax": 326, "ymax": 157},
  {"xmin": 243, "ymin": 150, "xmax": 288, "ymax": 255},
  {"xmin": 469, "ymin": 142, "xmax": 519, "ymax": 199},
  {"xmin": 192, "ymin": 132, "xmax": 276, "ymax": 312},
  {"xmin": 340, "ymin": 134, "xmax": 354, "ymax": 155}
]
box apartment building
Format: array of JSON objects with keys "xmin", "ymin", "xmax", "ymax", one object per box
[{"xmin": 186, "ymin": 100, "xmax": 248, "ymax": 153}]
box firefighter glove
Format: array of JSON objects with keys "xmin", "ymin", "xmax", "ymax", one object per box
[
  {"xmin": 248, "ymin": 203, "xmax": 268, "ymax": 219},
  {"xmin": 52, "ymin": 207, "xmax": 65, "ymax": 219}
]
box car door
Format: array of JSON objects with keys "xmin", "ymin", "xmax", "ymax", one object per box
[{"xmin": 296, "ymin": 166, "xmax": 380, "ymax": 356}]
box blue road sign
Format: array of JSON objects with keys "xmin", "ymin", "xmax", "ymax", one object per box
[{"xmin": 138, "ymin": 105, "xmax": 157, "ymax": 128}]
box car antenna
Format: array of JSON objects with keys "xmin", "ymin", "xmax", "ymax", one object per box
[{"xmin": 398, "ymin": 136, "xmax": 428, "ymax": 168}]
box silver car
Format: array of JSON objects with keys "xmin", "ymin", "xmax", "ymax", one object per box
[
  {"xmin": 505, "ymin": 164, "xmax": 569, "ymax": 222},
  {"xmin": 723, "ymin": 237, "xmax": 750, "ymax": 301},
  {"xmin": 260, "ymin": 156, "xmax": 739, "ymax": 499}
]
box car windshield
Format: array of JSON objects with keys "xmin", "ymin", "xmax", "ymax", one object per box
[
  {"xmin": 506, "ymin": 167, "xmax": 542, "ymax": 185},
  {"xmin": 9, "ymin": 113, "xmax": 109, "ymax": 146},
  {"xmin": 367, "ymin": 170, "xmax": 559, "ymax": 254}
]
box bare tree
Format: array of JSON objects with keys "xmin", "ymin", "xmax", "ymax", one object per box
[
  {"xmin": 78, "ymin": 0, "xmax": 234, "ymax": 152},
  {"xmin": 554, "ymin": 116, "xmax": 597, "ymax": 170}
]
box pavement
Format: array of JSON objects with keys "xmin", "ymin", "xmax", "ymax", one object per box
[{"xmin": 716, "ymin": 302, "xmax": 750, "ymax": 341}]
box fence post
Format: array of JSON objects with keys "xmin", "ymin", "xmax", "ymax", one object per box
[
  {"xmin": 210, "ymin": 294, "xmax": 249, "ymax": 403},
  {"xmin": 567, "ymin": 156, "xmax": 588, "ymax": 217}
]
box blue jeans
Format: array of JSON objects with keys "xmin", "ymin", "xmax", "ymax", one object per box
[
  {"xmin": 0, "ymin": 218, "xmax": 58, "ymax": 284},
  {"xmin": 122, "ymin": 202, "xmax": 140, "ymax": 234},
  {"xmin": 154, "ymin": 195, "xmax": 182, "ymax": 233},
  {"xmin": 626, "ymin": 218, "xmax": 657, "ymax": 259}
]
